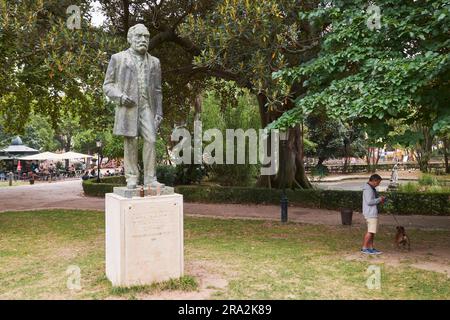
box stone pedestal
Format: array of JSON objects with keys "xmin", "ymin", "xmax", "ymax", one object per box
[
  {"xmin": 387, "ymin": 182, "xmax": 398, "ymax": 191},
  {"xmin": 105, "ymin": 193, "xmax": 184, "ymax": 287},
  {"xmin": 113, "ymin": 186, "xmax": 174, "ymax": 198}
]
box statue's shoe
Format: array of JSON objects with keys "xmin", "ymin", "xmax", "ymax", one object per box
[
  {"xmin": 145, "ymin": 181, "xmax": 165, "ymax": 189},
  {"xmin": 126, "ymin": 177, "xmax": 138, "ymax": 190}
]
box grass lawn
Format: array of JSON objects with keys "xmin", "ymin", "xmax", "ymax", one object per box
[
  {"xmin": 0, "ymin": 181, "xmax": 30, "ymax": 188},
  {"xmin": 0, "ymin": 210, "xmax": 449, "ymax": 299}
]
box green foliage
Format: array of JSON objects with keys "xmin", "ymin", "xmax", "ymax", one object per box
[
  {"xmin": 110, "ymin": 276, "xmax": 198, "ymax": 296},
  {"xmin": 0, "ymin": 0, "xmax": 123, "ymax": 133},
  {"xmin": 418, "ymin": 174, "xmax": 440, "ymax": 186},
  {"xmin": 397, "ymin": 182, "xmax": 420, "ymax": 193},
  {"xmin": 201, "ymin": 90, "xmax": 261, "ymax": 186},
  {"xmin": 55, "ymin": 161, "xmax": 64, "ymax": 171},
  {"xmin": 397, "ymin": 175, "xmax": 449, "ymax": 193},
  {"xmin": 185, "ymin": 0, "xmax": 313, "ymax": 93},
  {"xmin": 0, "ymin": 113, "xmax": 59, "ymax": 151},
  {"xmin": 156, "ymin": 165, "xmax": 177, "ymax": 187},
  {"xmin": 174, "ymin": 185, "xmax": 450, "ymax": 216},
  {"xmin": 271, "ymin": 0, "xmax": 450, "ymax": 131},
  {"xmin": 175, "ymin": 164, "xmax": 208, "ymax": 185},
  {"xmin": 311, "ymin": 164, "xmax": 330, "ymax": 178},
  {"xmin": 427, "ymin": 185, "xmax": 450, "ymax": 193},
  {"xmin": 305, "ymin": 109, "xmax": 346, "ymax": 163},
  {"xmin": 82, "ymin": 176, "xmax": 126, "ymax": 197}
]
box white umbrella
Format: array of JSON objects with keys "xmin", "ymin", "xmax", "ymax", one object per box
[
  {"xmin": 18, "ymin": 152, "xmax": 64, "ymax": 161},
  {"xmin": 60, "ymin": 151, "xmax": 93, "ymax": 160}
]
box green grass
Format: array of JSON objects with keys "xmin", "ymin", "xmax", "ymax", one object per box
[
  {"xmin": 109, "ymin": 276, "xmax": 198, "ymax": 297},
  {"xmin": 398, "ymin": 175, "xmax": 450, "ymax": 193},
  {"xmin": 0, "ymin": 210, "xmax": 449, "ymax": 299},
  {"xmin": 0, "ymin": 181, "xmax": 29, "ymax": 188}
]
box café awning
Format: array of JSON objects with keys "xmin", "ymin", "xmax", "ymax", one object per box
[
  {"xmin": 18, "ymin": 152, "xmax": 64, "ymax": 161},
  {"xmin": 60, "ymin": 151, "xmax": 93, "ymax": 159}
]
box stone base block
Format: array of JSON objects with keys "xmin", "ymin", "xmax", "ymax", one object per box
[
  {"xmin": 113, "ymin": 185, "xmax": 174, "ymax": 198},
  {"xmin": 105, "ymin": 193, "xmax": 183, "ymax": 287}
]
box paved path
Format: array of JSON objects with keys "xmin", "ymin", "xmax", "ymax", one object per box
[
  {"xmin": 1, "ymin": 180, "xmax": 449, "ymax": 230},
  {"xmin": 0, "ymin": 180, "xmax": 104, "ymax": 212}
]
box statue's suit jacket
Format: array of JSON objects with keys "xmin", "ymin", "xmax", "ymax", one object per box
[{"xmin": 103, "ymin": 49, "xmax": 162, "ymax": 137}]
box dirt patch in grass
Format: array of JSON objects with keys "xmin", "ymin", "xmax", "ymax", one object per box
[
  {"xmin": 344, "ymin": 233, "xmax": 450, "ymax": 278},
  {"xmin": 137, "ymin": 260, "xmax": 228, "ymax": 300}
]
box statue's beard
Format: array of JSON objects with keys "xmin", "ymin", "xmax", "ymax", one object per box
[{"xmin": 134, "ymin": 44, "xmax": 148, "ymax": 54}]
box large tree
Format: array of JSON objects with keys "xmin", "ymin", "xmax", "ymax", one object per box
[
  {"xmin": 1, "ymin": 1, "xmax": 324, "ymax": 189},
  {"xmin": 271, "ymin": 0, "xmax": 449, "ymax": 163},
  {"xmin": 182, "ymin": 0, "xmax": 322, "ymax": 188},
  {"xmin": 0, "ymin": 0, "xmax": 122, "ymax": 134}
]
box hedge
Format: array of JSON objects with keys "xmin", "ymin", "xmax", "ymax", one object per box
[
  {"xmin": 82, "ymin": 176, "xmax": 126, "ymax": 197},
  {"xmin": 174, "ymin": 185, "xmax": 450, "ymax": 216},
  {"xmin": 83, "ymin": 178, "xmax": 450, "ymax": 215},
  {"xmin": 305, "ymin": 162, "xmax": 445, "ymax": 174}
]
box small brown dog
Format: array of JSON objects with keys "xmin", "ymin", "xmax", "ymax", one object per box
[{"xmin": 395, "ymin": 226, "xmax": 411, "ymax": 250}]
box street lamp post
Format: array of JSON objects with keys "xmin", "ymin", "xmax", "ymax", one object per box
[
  {"xmin": 96, "ymin": 139, "xmax": 102, "ymax": 183},
  {"xmin": 279, "ymin": 130, "xmax": 288, "ymax": 223}
]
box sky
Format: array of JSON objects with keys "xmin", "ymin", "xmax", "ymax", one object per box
[{"xmin": 90, "ymin": 1, "xmax": 107, "ymax": 27}]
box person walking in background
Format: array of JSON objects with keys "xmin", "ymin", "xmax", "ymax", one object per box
[{"xmin": 361, "ymin": 174, "xmax": 385, "ymax": 255}]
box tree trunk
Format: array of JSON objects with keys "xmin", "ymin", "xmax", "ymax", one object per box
[
  {"xmin": 122, "ymin": 0, "xmax": 130, "ymax": 36},
  {"xmin": 194, "ymin": 92, "xmax": 202, "ymax": 122},
  {"xmin": 294, "ymin": 125, "xmax": 312, "ymax": 189},
  {"xmin": 366, "ymin": 147, "xmax": 373, "ymax": 173},
  {"xmin": 342, "ymin": 138, "xmax": 350, "ymax": 173},
  {"xmin": 443, "ymin": 137, "xmax": 449, "ymax": 174},
  {"xmin": 366, "ymin": 147, "xmax": 380, "ymax": 173},
  {"xmin": 375, "ymin": 147, "xmax": 381, "ymax": 167},
  {"xmin": 317, "ymin": 157, "xmax": 325, "ymax": 166},
  {"xmin": 255, "ymin": 93, "xmax": 312, "ymax": 189},
  {"xmin": 415, "ymin": 126, "xmax": 433, "ymax": 173},
  {"xmin": 65, "ymin": 136, "xmax": 71, "ymax": 170}
]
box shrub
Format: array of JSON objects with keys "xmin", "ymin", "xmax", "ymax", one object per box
[
  {"xmin": 398, "ymin": 182, "xmax": 420, "ymax": 193},
  {"xmin": 175, "ymin": 164, "xmax": 207, "ymax": 185},
  {"xmin": 208, "ymin": 164, "xmax": 258, "ymax": 186},
  {"xmin": 427, "ymin": 185, "xmax": 449, "ymax": 193},
  {"xmin": 397, "ymin": 180, "xmax": 450, "ymax": 193},
  {"xmin": 311, "ymin": 164, "xmax": 329, "ymax": 178},
  {"xmin": 82, "ymin": 176, "xmax": 125, "ymax": 197},
  {"xmin": 156, "ymin": 165, "xmax": 177, "ymax": 186},
  {"xmin": 84, "ymin": 178, "xmax": 450, "ymax": 215},
  {"xmin": 174, "ymin": 185, "xmax": 450, "ymax": 216},
  {"xmin": 419, "ymin": 174, "xmax": 439, "ymax": 186}
]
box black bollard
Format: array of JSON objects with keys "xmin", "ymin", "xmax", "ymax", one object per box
[{"xmin": 281, "ymin": 191, "xmax": 288, "ymax": 223}]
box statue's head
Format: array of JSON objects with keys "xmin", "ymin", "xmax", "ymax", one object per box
[{"xmin": 127, "ymin": 24, "xmax": 150, "ymax": 55}]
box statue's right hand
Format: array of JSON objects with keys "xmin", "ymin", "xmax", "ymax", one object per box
[{"xmin": 121, "ymin": 95, "xmax": 136, "ymax": 108}]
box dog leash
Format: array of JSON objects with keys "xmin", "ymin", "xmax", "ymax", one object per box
[
  {"xmin": 390, "ymin": 211, "xmax": 401, "ymax": 226},
  {"xmin": 387, "ymin": 191, "xmax": 401, "ymax": 226}
]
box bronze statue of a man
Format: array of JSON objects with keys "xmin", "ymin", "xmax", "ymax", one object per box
[{"xmin": 103, "ymin": 24, "xmax": 163, "ymax": 189}]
